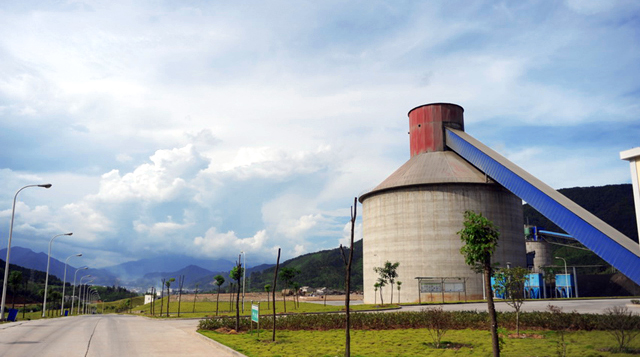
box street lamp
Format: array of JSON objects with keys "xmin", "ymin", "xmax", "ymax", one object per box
[
  {"xmin": 43, "ymin": 232, "xmax": 73, "ymax": 317},
  {"xmin": 71, "ymin": 268, "xmax": 88, "ymax": 315},
  {"xmin": 555, "ymin": 256, "xmax": 568, "ymax": 276},
  {"xmin": 60, "ymin": 253, "xmax": 82, "ymax": 316},
  {"xmin": 83, "ymin": 281, "xmax": 95, "ymax": 314},
  {"xmin": 555, "ymin": 256, "xmax": 570, "ymax": 298},
  {"xmin": 0, "ymin": 183, "xmax": 52, "ymax": 321},
  {"xmin": 78, "ymin": 275, "xmax": 91, "ymax": 315}
]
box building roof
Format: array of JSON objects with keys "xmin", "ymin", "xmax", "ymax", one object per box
[{"xmin": 359, "ymin": 151, "xmax": 491, "ymax": 201}]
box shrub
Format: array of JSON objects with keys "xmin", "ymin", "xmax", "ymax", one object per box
[{"xmin": 601, "ymin": 306, "xmax": 640, "ymax": 352}]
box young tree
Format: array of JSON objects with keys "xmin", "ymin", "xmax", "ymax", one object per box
[
  {"xmin": 177, "ymin": 275, "xmax": 185, "ymax": 317},
  {"xmin": 165, "ymin": 278, "xmax": 175, "ymax": 317},
  {"xmin": 373, "ymin": 282, "xmax": 379, "ymax": 305},
  {"xmin": 458, "ymin": 210, "xmax": 501, "ymax": 357},
  {"xmin": 9, "ymin": 270, "xmax": 22, "ymax": 309},
  {"xmin": 396, "ymin": 281, "xmax": 402, "ymax": 304},
  {"xmin": 339, "ymin": 197, "xmax": 357, "ymax": 357},
  {"xmin": 376, "ymin": 277, "xmax": 386, "ymax": 306},
  {"xmin": 279, "ymin": 267, "xmax": 300, "ymax": 313},
  {"xmin": 373, "ymin": 261, "xmax": 399, "ymax": 304},
  {"xmin": 264, "ymin": 284, "xmax": 271, "ymax": 310},
  {"xmin": 229, "ymin": 258, "xmax": 244, "ymax": 331},
  {"xmin": 214, "ymin": 275, "xmax": 225, "ymax": 316},
  {"xmin": 493, "ymin": 266, "xmax": 529, "ymax": 336},
  {"xmin": 272, "ymin": 248, "xmax": 281, "ymax": 342},
  {"xmin": 192, "ymin": 283, "xmax": 199, "ymax": 313},
  {"xmin": 159, "ymin": 279, "xmax": 165, "ymax": 317},
  {"xmin": 292, "ymin": 282, "xmax": 300, "ymax": 309}
]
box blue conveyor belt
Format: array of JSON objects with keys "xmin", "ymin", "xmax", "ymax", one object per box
[{"xmin": 445, "ymin": 128, "xmax": 640, "ymax": 284}]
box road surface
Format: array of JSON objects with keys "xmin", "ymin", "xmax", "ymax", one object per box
[{"xmin": 0, "ymin": 314, "xmax": 242, "ymax": 357}]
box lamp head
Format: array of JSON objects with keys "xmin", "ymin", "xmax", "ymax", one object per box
[
  {"xmin": 76, "ymin": 253, "xmax": 82, "ymax": 257},
  {"xmin": 65, "ymin": 232, "xmax": 73, "ymax": 236},
  {"xmin": 38, "ymin": 184, "xmax": 52, "ymax": 189}
]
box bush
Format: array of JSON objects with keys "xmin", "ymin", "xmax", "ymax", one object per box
[
  {"xmin": 198, "ymin": 308, "xmax": 640, "ymax": 333},
  {"xmin": 601, "ymin": 306, "xmax": 640, "ymax": 352}
]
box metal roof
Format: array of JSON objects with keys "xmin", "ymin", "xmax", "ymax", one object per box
[{"xmin": 359, "ymin": 151, "xmax": 492, "ymax": 201}]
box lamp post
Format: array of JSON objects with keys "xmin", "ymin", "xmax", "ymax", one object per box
[
  {"xmin": 241, "ymin": 251, "xmax": 246, "ymax": 313},
  {"xmin": 555, "ymin": 256, "xmax": 569, "ymax": 297},
  {"xmin": 71, "ymin": 268, "xmax": 88, "ymax": 315},
  {"xmin": 43, "ymin": 232, "xmax": 73, "ymax": 317},
  {"xmin": 1, "ymin": 183, "xmax": 52, "ymax": 321},
  {"xmin": 60, "ymin": 253, "xmax": 82, "ymax": 316},
  {"xmin": 78, "ymin": 275, "xmax": 91, "ymax": 315},
  {"xmin": 84, "ymin": 284, "xmax": 95, "ymax": 314},
  {"xmin": 555, "ymin": 256, "xmax": 568, "ymax": 276}
]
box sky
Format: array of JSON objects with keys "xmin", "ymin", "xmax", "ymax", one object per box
[{"xmin": 0, "ymin": 0, "xmax": 639, "ymax": 269}]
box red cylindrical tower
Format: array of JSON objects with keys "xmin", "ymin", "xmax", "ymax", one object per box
[{"xmin": 408, "ymin": 103, "xmax": 464, "ymax": 157}]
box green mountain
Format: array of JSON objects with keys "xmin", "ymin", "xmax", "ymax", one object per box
[
  {"xmin": 523, "ymin": 183, "xmax": 637, "ymax": 242},
  {"xmin": 247, "ymin": 239, "xmax": 363, "ymax": 292}
]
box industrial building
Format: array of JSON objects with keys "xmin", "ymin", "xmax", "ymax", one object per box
[{"xmin": 359, "ymin": 103, "xmax": 640, "ymax": 304}]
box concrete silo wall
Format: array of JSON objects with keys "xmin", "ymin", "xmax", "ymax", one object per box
[{"xmin": 362, "ymin": 183, "xmax": 526, "ymax": 304}]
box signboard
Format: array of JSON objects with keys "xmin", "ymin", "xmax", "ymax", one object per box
[
  {"xmin": 420, "ymin": 282, "xmax": 441, "ymax": 293},
  {"xmin": 444, "ymin": 282, "xmax": 465, "ymax": 292},
  {"xmin": 251, "ymin": 304, "xmax": 259, "ymax": 323}
]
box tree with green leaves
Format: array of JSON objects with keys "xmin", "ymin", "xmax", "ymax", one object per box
[
  {"xmin": 229, "ymin": 258, "xmax": 244, "ymax": 331},
  {"xmin": 214, "ymin": 274, "xmax": 225, "ymax": 316},
  {"xmin": 9, "ymin": 270, "xmax": 22, "ymax": 310},
  {"xmin": 458, "ymin": 210, "xmax": 501, "ymax": 357},
  {"xmin": 493, "ymin": 266, "xmax": 529, "ymax": 336},
  {"xmin": 264, "ymin": 284, "xmax": 271, "ymax": 310},
  {"xmin": 396, "ymin": 281, "xmax": 402, "ymax": 304},
  {"xmin": 374, "ymin": 261, "xmax": 399, "ymax": 304},
  {"xmin": 165, "ymin": 277, "xmax": 175, "ymax": 317},
  {"xmin": 279, "ymin": 267, "xmax": 300, "ymax": 313}
]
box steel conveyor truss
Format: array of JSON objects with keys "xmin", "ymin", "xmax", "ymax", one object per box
[{"xmin": 445, "ymin": 128, "xmax": 640, "ymax": 284}]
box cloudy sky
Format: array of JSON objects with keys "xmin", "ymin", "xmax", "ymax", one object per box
[{"xmin": 1, "ymin": 0, "xmax": 638, "ymax": 269}]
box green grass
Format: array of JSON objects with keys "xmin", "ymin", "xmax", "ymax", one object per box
[
  {"xmin": 199, "ymin": 328, "xmax": 640, "ymax": 357},
  {"xmin": 134, "ymin": 299, "xmax": 396, "ymax": 318}
]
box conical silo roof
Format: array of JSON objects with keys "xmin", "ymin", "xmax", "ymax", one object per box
[{"xmin": 359, "ymin": 151, "xmax": 490, "ymax": 201}]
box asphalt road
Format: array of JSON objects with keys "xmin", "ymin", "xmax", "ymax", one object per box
[{"xmin": 0, "ymin": 315, "xmax": 240, "ymax": 357}]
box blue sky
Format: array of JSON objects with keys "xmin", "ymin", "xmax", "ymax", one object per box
[{"xmin": 0, "ymin": 0, "xmax": 638, "ymax": 269}]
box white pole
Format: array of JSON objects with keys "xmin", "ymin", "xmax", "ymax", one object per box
[
  {"xmin": 60, "ymin": 254, "xmax": 81, "ymax": 316},
  {"xmin": 0, "ymin": 184, "xmax": 51, "ymax": 321},
  {"xmin": 43, "ymin": 232, "xmax": 73, "ymax": 317},
  {"xmin": 71, "ymin": 268, "xmax": 88, "ymax": 315}
]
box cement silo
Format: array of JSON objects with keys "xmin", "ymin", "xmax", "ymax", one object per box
[{"xmin": 359, "ymin": 103, "xmax": 526, "ymax": 303}]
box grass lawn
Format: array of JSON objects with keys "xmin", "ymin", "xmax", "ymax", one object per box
[
  {"xmin": 199, "ymin": 328, "xmax": 640, "ymax": 357},
  {"xmin": 135, "ymin": 300, "xmax": 397, "ymax": 318}
]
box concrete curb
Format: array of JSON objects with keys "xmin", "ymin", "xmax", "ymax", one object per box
[{"xmin": 191, "ymin": 329, "xmax": 249, "ymax": 357}]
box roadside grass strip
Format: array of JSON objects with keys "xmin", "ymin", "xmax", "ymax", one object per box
[{"xmin": 199, "ymin": 329, "xmax": 640, "ymax": 357}]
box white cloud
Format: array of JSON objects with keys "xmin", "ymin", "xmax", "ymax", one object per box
[
  {"xmin": 193, "ymin": 228, "xmax": 268, "ymax": 256},
  {"xmin": 0, "ymin": 1, "xmax": 638, "ymax": 269}
]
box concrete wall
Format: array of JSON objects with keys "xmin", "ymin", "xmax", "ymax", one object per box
[{"xmin": 362, "ymin": 183, "xmax": 526, "ymax": 304}]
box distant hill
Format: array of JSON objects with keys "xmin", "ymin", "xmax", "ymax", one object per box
[
  {"xmin": 101, "ymin": 255, "xmax": 235, "ymax": 282},
  {"xmin": 246, "ymin": 239, "xmax": 363, "ymax": 292}
]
